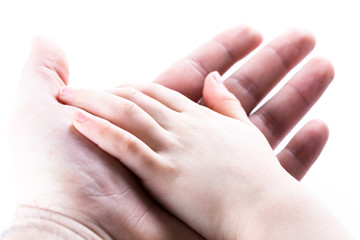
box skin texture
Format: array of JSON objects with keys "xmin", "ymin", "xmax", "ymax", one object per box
[
  {"xmin": 59, "ymin": 73, "xmax": 351, "ymax": 240},
  {"xmin": 7, "ymin": 25, "xmax": 333, "ymax": 239}
]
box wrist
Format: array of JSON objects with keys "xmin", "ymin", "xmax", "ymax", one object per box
[
  {"xmin": 238, "ymin": 178, "xmax": 352, "ymax": 240},
  {"xmin": 237, "ymin": 178, "xmax": 303, "ymax": 239},
  {"xmin": 211, "ymin": 167, "xmax": 295, "ymax": 239},
  {"xmin": 2, "ymin": 205, "xmax": 110, "ymax": 240}
]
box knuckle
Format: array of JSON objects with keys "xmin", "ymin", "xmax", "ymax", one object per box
[
  {"xmin": 140, "ymin": 83, "xmax": 156, "ymax": 94},
  {"xmin": 121, "ymin": 133, "xmax": 139, "ymax": 154},
  {"xmin": 98, "ymin": 120, "xmax": 113, "ymax": 137},
  {"xmin": 123, "ymin": 87, "xmax": 140, "ymax": 98},
  {"xmin": 76, "ymin": 90, "xmax": 91, "ymax": 105},
  {"xmin": 146, "ymin": 153, "xmax": 177, "ymax": 176},
  {"xmin": 121, "ymin": 100, "xmax": 139, "ymax": 117},
  {"xmin": 140, "ymin": 153, "xmax": 160, "ymax": 170},
  {"xmin": 212, "ymin": 38, "xmax": 236, "ymax": 62},
  {"xmin": 159, "ymin": 159, "xmax": 177, "ymax": 176}
]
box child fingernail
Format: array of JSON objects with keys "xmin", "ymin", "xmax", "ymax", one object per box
[
  {"xmin": 59, "ymin": 86, "xmax": 72, "ymax": 96},
  {"xmin": 75, "ymin": 111, "xmax": 91, "ymax": 122},
  {"xmin": 212, "ymin": 71, "xmax": 223, "ymax": 84},
  {"xmin": 212, "ymin": 71, "xmax": 227, "ymax": 88}
]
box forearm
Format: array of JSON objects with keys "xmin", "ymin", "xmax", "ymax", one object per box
[{"xmin": 1, "ymin": 206, "xmax": 107, "ymax": 240}]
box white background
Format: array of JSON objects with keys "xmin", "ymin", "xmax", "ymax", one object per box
[{"xmin": 0, "ymin": 0, "xmax": 359, "ymax": 238}]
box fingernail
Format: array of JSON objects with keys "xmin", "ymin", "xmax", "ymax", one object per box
[
  {"xmin": 212, "ymin": 71, "xmax": 227, "ymax": 89},
  {"xmin": 212, "ymin": 71, "xmax": 223, "ymax": 84},
  {"xmin": 59, "ymin": 86, "xmax": 72, "ymax": 96},
  {"xmin": 75, "ymin": 111, "xmax": 90, "ymax": 122}
]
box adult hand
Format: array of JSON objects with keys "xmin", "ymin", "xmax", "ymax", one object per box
[{"xmin": 155, "ymin": 25, "xmax": 333, "ymax": 180}]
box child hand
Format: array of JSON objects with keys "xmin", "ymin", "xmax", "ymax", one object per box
[{"xmin": 58, "ymin": 72, "xmax": 296, "ymax": 239}]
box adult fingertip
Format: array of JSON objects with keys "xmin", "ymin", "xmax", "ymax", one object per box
[
  {"xmin": 310, "ymin": 57, "xmax": 335, "ymax": 82},
  {"xmin": 213, "ymin": 24, "xmax": 263, "ymax": 61},
  {"xmin": 235, "ymin": 24, "xmax": 263, "ymax": 45},
  {"xmin": 287, "ymin": 27, "xmax": 316, "ymax": 49},
  {"xmin": 307, "ymin": 119, "xmax": 330, "ymax": 142}
]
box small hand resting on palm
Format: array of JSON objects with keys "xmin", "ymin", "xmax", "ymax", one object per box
[{"xmin": 58, "ymin": 72, "xmax": 351, "ymax": 240}]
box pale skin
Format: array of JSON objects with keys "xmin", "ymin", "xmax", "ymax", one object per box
[
  {"xmin": 58, "ymin": 72, "xmax": 351, "ymax": 240},
  {"xmin": 5, "ymin": 26, "xmax": 334, "ymax": 239}
]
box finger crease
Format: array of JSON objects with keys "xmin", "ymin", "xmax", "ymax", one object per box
[
  {"xmin": 258, "ymin": 110, "xmax": 282, "ymax": 144},
  {"xmin": 265, "ymin": 45, "xmax": 291, "ymax": 71},
  {"xmin": 284, "ymin": 147, "xmax": 308, "ymax": 169},
  {"xmin": 188, "ymin": 57, "xmax": 209, "ymax": 79},
  {"xmin": 212, "ymin": 38, "xmax": 237, "ymax": 62},
  {"xmin": 286, "ymin": 83, "xmax": 311, "ymax": 108},
  {"xmin": 228, "ymin": 73, "xmax": 262, "ymax": 104}
]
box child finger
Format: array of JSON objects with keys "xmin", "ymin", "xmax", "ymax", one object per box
[
  {"xmin": 58, "ymin": 87, "xmax": 170, "ymax": 150},
  {"xmin": 203, "ymin": 71, "xmax": 251, "ymax": 125},
  {"xmin": 73, "ymin": 110, "xmax": 163, "ymax": 180},
  {"xmin": 106, "ymin": 87, "xmax": 176, "ymax": 129},
  {"xmin": 117, "ymin": 83, "xmax": 197, "ymax": 112}
]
